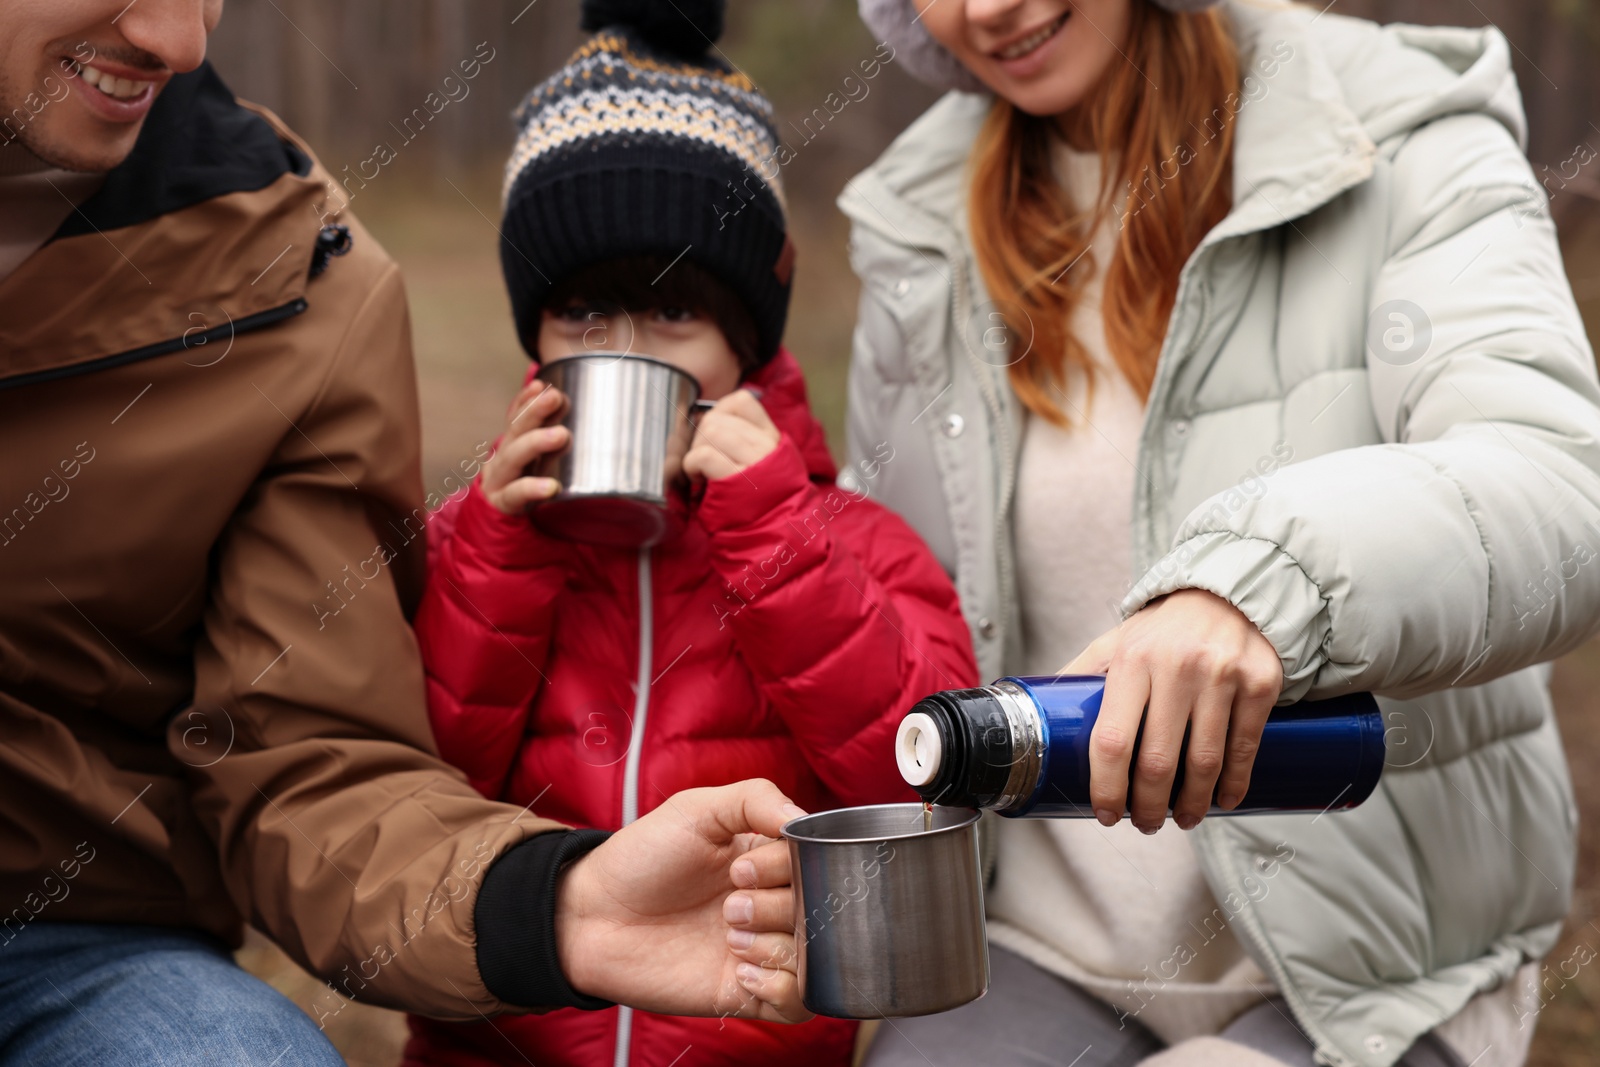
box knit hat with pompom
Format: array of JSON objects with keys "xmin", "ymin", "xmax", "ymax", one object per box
[
  {"xmin": 500, "ymin": 0, "xmax": 792, "ymax": 365},
  {"xmin": 859, "ymin": 0, "xmax": 1223, "ymax": 93}
]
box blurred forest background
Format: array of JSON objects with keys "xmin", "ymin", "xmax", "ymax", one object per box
[{"xmin": 207, "ymin": 2, "xmax": 1600, "ymax": 1064}]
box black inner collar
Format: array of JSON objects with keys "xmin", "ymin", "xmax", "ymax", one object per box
[{"xmin": 52, "ymin": 62, "xmax": 309, "ymax": 240}]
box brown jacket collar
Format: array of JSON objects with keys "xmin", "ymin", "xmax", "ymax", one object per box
[{"xmin": 0, "ymin": 64, "xmax": 323, "ymax": 389}]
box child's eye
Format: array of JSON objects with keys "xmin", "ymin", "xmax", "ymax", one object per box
[
  {"xmin": 655, "ymin": 306, "xmax": 698, "ymax": 324},
  {"xmin": 554, "ymin": 301, "xmax": 624, "ymax": 323}
]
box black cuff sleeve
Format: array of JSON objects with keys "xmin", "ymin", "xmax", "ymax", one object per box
[{"xmin": 474, "ymin": 829, "xmax": 614, "ymax": 1010}]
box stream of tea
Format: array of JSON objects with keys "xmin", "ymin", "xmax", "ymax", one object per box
[{"xmin": 922, "ymin": 800, "xmax": 933, "ymax": 833}]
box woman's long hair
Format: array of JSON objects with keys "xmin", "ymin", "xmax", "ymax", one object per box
[{"xmin": 968, "ymin": 3, "xmax": 1238, "ymax": 425}]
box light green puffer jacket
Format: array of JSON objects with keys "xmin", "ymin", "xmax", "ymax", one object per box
[{"xmin": 838, "ymin": 3, "xmax": 1598, "ymax": 1065}]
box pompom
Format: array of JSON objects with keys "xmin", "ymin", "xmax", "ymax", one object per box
[{"xmin": 580, "ymin": 0, "xmax": 726, "ymax": 57}]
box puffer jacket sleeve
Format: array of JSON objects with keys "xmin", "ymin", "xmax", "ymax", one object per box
[
  {"xmin": 698, "ymin": 436, "xmax": 979, "ymax": 805},
  {"xmin": 180, "ymin": 261, "xmax": 579, "ymax": 1019},
  {"xmin": 1124, "ymin": 111, "xmax": 1600, "ymax": 701},
  {"xmin": 414, "ymin": 480, "xmax": 572, "ymax": 798}
]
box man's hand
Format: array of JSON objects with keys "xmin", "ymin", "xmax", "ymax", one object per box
[
  {"xmin": 683, "ymin": 390, "xmax": 780, "ymax": 482},
  {"xmin": 1063, "ymin": 589, "xmax": 1283, "ymax": 834},
  {"xmin": 554, "ymin": 779, "xmax": 811, "ymax": 1023},
  {"xmin": 480, "ymin": 379, "xmax": 570, "ymax": 514}
]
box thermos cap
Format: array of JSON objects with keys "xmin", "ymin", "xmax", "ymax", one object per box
[{"xmin": 896, "ymin": 712, "xmax": 944, "ymax": 787}]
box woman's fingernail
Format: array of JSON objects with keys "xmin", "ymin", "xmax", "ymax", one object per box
[
  {"xmin": 730, "ymin": 858, "xmax": 757, "ymax": 888},
  {"xmin": 781, "ymin": 804, "xmax": 808, "ymax": 822},
  {"xmin": 1218, "ymin": 794, "xmax": 1240, "ymax": 810},
  {"xmin": 736, "ymin": 962, "xmax": 763, "ymax": 986},
  {"xmin": 1138, "ymin": 823, "xmax": 1159, "ymax": 835},
  {"xmin": 1176, "ymin": 814, "xmax": 1199, "ymax": 831},
  {"xmin": 724, "ymin": 894, "xmax": 754, "ymax": 924},
  {"xmin": 727, "ymin": 928, "xmax": 755, "ymax": 950},
  {"xmin": 1094, "ymin": 808, "xmax": 1118, "ymax": 827}
]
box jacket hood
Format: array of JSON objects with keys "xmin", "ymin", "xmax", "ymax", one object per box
[{"xmin": 840, "ymin": 0, "xmax": 1525, "ymax": 249}]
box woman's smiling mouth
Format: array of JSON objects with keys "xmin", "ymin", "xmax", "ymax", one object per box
[{"xmin": 993, "ymin": 12, "xmax": 1071, "ymax": 62}]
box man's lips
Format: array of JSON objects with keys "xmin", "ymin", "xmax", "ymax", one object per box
[
  {"xmin": 990, "ymin": 12, "xmax": 1071, "ymax": 63},
  {"xmin": 66, "ymin": 57, "xmax": 165, "ymax": 123}
]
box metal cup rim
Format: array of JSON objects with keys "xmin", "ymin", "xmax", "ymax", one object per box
[
  {"xmin": 534, "ymin": 351, "xmax": 697, "ymax": 385},
  {"xmin": 780, "ymin": 802, "xmax": 981, "ymax": 846}
]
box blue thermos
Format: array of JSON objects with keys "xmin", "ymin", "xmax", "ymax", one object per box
[{"xmin": 895, "ymin": 675, "xmax": 1385, "ymax": 817}]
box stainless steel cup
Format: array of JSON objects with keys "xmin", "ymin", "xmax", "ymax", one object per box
[
  {"xmin": 781, "ymin": 803, "xmax": 988, "ymax": 1019},
  {"xmin": 529, "ymin": 353, "xmax": 702, "ymax": 548}
]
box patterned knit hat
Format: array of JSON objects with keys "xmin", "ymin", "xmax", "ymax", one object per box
[
  {"xmin": 859, "ymin": 0, "xmax": 1223, "ymax": 93},
  {"xmin": 500, "ymin": 0, "xmax": 792, "ymax": 365}
]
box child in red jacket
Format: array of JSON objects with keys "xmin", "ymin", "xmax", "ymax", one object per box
[{"xmin": 402, "ymin": 3, "xmax": 978, "ymax": 1067}]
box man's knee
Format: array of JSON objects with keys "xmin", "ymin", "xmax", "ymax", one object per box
[
  {"xmin": 137, "ymin": 949, "xmax": 346, "ymax": 1067},
  {"xmin": 1, "ymin": 928, "xmax": 344, "ymax": 1067}
]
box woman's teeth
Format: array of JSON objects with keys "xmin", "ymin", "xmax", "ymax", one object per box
[
  {"xmin": 997, "ymin": 14, "xmax": 1069, "ymax": 61},
  {"xmin": 72, "ymin": 62, "xmax": 152, "ymax": 100}
]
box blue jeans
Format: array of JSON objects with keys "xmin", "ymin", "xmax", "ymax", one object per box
[{"xmin": 0, "ymin": 922, "xmax": 344, "ymax": 1066}]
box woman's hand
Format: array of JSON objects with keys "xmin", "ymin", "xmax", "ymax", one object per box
[
  {"xmin": 1063, "ymin": 589, "xmax": 1283, "ymax": 833},
  {"xmin": 554, "ymin": 779, "xmax": 811, "ymax": 1023},
  {"xmin": 683, "ymin": 389, "xmax": 780, "ymax": 482},
  {"xmin": 479, "ymin": 379, "xmax": 570, "ymax": 514}
]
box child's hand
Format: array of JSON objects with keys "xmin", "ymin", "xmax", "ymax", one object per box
[
  {"xmin": 480, "ymin": 379, "xmax": 571, "ymax": 514},
  {"xmin": 684, "ymin": 390, "xmax": 780, "ymax": 482}
]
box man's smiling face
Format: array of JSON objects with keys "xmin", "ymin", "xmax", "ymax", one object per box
[{"xmin": 0, "ymin": 0, "xmax": 223, "ymax": 172}]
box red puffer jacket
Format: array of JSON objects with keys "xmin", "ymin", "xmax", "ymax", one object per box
[{"xmin": 403, "ymin": 351, "xmax": 978, "ymax": 1067}]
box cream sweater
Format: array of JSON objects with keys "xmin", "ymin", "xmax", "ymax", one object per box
[{"xmin": 983, "ymin": 142, "xmax": 1273, "ymax": 1044}]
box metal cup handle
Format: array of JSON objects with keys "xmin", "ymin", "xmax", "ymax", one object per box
[
  {"xmin": 686, "ymin": 385, "xmax": 763, "ymax": 424},
  {"xmin": 682, "ymin": 387, "xmax": 765, "ymax": 504}
]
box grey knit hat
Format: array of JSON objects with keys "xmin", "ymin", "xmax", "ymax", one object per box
[{"xmin": 859, "ymin": 0, "xmax": 1222, "ymax": 92}]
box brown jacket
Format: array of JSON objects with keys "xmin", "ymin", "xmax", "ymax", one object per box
[{"xmin": 0, "ymin": 65, "xmax": 569, "ymax": 1020}]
